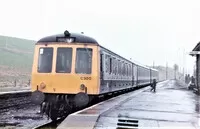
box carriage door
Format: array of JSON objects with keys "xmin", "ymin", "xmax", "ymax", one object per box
[
  {"xmin": 150, "ymin": 69, "xmax": 152, "ymax": 83},
  {"xmin": 134, "ymin": 65, "xmax": 138, "ymax": 85},
  {"xmin": 132, "ymin": 64, "xmax": 134, "ymax": 86},
  {"xmin": 100, "ymin": 53, "xmax": 104, "ymax": 80},
  {"xmin": 100, "ymin": 51, "xmax": 105, "ymax": 91}
]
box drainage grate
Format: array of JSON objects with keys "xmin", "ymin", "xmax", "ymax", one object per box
[{"xmin": 116, "ymin": 118, "xmax": 139, "ymax": 129}]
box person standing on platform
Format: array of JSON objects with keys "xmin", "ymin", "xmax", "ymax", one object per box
[{"xmin": 150, "ymin": 79, "xmax": 157, "ymax": 92}]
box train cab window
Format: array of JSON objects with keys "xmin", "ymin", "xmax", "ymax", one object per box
[
  {"xmin": 56, "ymin": 48, "xmax": 72, "ymax": 73},
  {"xmin": 38, "ymin": 48, "xmax": 53, "ymax": 73},
  {"xmin": 75, "ymin": 48, "xmax": 93, "ymax": 74}
]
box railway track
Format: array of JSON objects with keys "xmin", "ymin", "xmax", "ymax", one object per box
[{"xmin": 0, "ymin": 90, "xmax": 31, "ymax": 112}]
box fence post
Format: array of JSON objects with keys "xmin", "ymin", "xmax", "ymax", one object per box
[
  {"xmin": 28, "ymin": 79, "xmax": 30, "ymax": 86},
  {"xmin": 14, "ymin": 80, "xmax": 17, "ymax": 87}
]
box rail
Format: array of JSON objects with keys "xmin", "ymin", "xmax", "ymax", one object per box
[{"xmin": 0, "ymin": 90, "xmax": 31, "ymax": 111}]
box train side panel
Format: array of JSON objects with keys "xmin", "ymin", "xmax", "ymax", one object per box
[
  {"xmin": 137, "ymin": 66, "xmax": 151, "ymax": 87},
  {"xmin": 98, "ymin": 46, "xmax": 136, "ymax": 94}
]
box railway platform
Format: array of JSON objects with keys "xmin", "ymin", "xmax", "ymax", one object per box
[{"xmin": 57, "ymin": 80, "xmax": 200, "ymax": 129}]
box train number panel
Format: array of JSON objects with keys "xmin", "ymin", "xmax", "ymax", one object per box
[{"xmin": 80, "ymin": 77, "xmax": 92, "ymax": 80}]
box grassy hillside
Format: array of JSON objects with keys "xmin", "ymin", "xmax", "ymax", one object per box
[{"xmin": 0, "ymin": 36, "xmax": 35, "ymax": 87}]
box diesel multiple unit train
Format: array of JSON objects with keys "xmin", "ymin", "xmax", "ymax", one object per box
[{"xmin": 31, "ymin": 30, "xmax": 159, "ymax": 120}]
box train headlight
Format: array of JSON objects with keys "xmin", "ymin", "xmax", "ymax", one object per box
[
  {"xmin": 40, "ymin": 82, "xmax": 46, "ymax": 89},
  {"xmin": 80, "ymin": 84, "xmax": 85, "ymax": 90},
  {"xmin": 64, "ymin": 30, "xmax": 70, "ymax": 37}
]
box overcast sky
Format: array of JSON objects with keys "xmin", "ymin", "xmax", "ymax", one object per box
[{"xmin": 0, "ymin": 0, "xmax": 199, "ymax": 74}]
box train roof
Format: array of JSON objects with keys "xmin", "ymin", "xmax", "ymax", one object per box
[
  {"xmin": 150, "ymin": 68, "xmax": 158, "ymax": 72},
  {"xmin": 129, "ymin": 59, "xmax": 151, "ymax": 70},
  {"xmin": 100, "ymin": 45, "xmax": 151, "ymax": 69},
  {"xmin": 36, "ymin": 31, "xmax": 98, "ymax": 44},
  {"xmin": 138, "ymin": 64, "xmax": 152, "ymax": 70}
]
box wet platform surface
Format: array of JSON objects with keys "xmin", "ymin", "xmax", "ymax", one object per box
[{"xmin": 57, "ymin": 80, "xmax": 200, "ymax": 129}]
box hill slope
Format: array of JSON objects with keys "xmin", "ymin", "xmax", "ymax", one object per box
[{"xmin": 0, "ymin": 36, "xmax": 35, "ymax": 87}]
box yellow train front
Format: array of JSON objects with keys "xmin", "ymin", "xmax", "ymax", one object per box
[{"xmin": 31, "ymin": 31, "xmax": 100, "ymax": 120}]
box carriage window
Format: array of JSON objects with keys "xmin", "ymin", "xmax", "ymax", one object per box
[
  {"xmin": 122, "ymin": 62, "xmax": 125, "ymax": 75},
  {"xmin": 105, "ymin": 54, "xmax": 110, "ymax": 73},
  {"xmin": 129, "ymin": 64, "xmax": 132, "ymax": 76},
  {"xmin": 75, "ymin": 48, "xmax": 93, "ymax": 74},
  {"xmin": 128, "ymin": 64, "xmax": 130, "ymax": 76},
  {"xmin": 125, "ymin": 63, "xmax": 128, "ymax": 76},
  {"xmin": 118, "ymin": 60, "xmax": 121, "ymax": 75},
  {"xmin": 112, "ymin": 58, "xmax": 115, "ymax": 74},
  {"xmin": 56, "ymin": 48, "xmax": 72, "ymax": 73},
  {"xmin": 115, "ymin": 59, "xmax": 118, "ymax": 75},
  {"xmin": 38, "ymin": 48, "xmax": 53, "ymax": 73},
  {"xmin": 100, "ymin": 54, "xmax": 103, "ymax": 72},
  {"xmin": 109, "ymin": 57, "xmax": 112, "ymax": 74}
]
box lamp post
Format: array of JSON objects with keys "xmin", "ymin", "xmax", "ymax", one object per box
[{"xmin": 166, "ymin": 62, "xmax": 168, "ymax": 80}]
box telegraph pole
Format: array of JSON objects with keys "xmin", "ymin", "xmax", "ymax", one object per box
[
  {"xmin": 174, "ymin": 64, "xmax": 178, "ymax": 80},
  {"xmin": 183, "ymin": 48, "xmax": 185, "ymax": 82},
  {"xmin": 166, "ymin": 62, "xmax": 168, "ymax": 80},
  {"xmin": 153, "ymin": 61, "xmax": 155, "ymax": 68}
]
